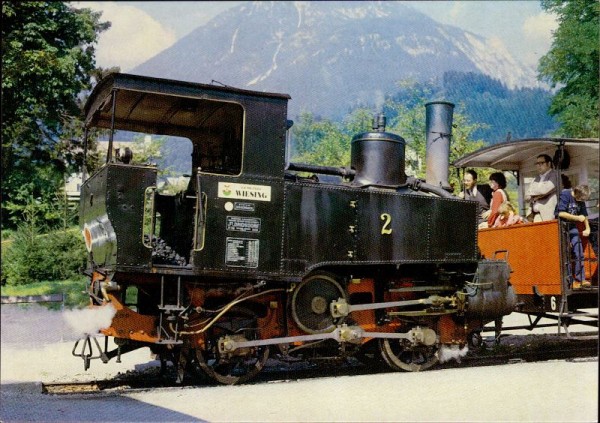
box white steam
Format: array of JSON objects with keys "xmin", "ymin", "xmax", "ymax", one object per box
[
  {"xmin": 374, "ymin": 89, "xmax": 385, "ymax": 113},
  {"xmin": 438, "ymin": 345, "xmax": 469, "ymax": 364},
  {"xmin": 63, "ymin": 304, "xmax": 117, "ymax": 338}
]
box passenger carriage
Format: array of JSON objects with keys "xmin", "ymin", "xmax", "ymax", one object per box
[{"xmin": 454, "ymin": 138, "xmax": 599, "ymax": 337}]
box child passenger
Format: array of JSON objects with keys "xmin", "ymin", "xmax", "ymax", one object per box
[{"xmin": 493, "ymin": 202, "xmax": 524, "ymax": 228}]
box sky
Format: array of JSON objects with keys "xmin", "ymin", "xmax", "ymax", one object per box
[{"xmin": 72, "ymin": 1, "xmax": 558, "ymax": 73}]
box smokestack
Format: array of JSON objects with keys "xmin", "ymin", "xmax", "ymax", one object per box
[{"xmin": 425, "ymin": 101, "xmax": 454, "ymax": 190}]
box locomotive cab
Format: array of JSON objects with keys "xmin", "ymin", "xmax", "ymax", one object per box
[{"xmin": 81, "ymin": 74, "xmax": 290, "ymax": 273}]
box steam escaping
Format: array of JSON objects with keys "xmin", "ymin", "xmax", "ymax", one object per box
[
  {"xmin": 438, "ymin": 344, "xmax": 469, "ymax": 364},
  {"xmin": 374, "ymin": 89, "xmax": 385, "ymax": 113},
  {"xmin": 63, "ymin": 304, "xmax": 117, "ymax": 338}
]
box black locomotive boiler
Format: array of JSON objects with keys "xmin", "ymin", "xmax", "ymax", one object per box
[{"xmin": 75, "ymin": 73, "xmax": 516, "ymax": 384}]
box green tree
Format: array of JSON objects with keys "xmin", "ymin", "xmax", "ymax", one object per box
[
  {"xmin": 291, "ymin": 93, "xmax": 487, "ymax": 194},
  {"xmin": 291, "ymin": 111, "xmax": 324, "ymax": 157},
  {"xmin": 538, "ymin": 0, "xmax": 599, "ymax": 137},
  {"xmin": 292, "ymin": 114, "xmax": 345, "ymax": 166},
  {"xmin": 1, "ymin": 2, "xmax": 109, "ymax": 228}
]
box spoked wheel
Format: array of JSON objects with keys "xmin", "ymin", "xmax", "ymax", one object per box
[
  {"xmin": 379, "ymin": 338, "xmax": 439, "ymax": 372},
  {"xmin": 196, "ymin": 307, "xmax": 269, "ymax": 385}
]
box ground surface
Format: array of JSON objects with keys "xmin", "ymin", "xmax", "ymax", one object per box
[{"xmin": 1, "ymin": 304, "xmax": 598, "ymax": 422}]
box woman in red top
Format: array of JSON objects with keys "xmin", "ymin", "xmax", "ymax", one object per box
[{"xmin": 487, "ymin": 172, "xmax": 508, "ymax": 227}]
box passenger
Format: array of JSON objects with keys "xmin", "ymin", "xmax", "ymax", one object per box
[
  {"xmin": 459, "ymin": 169, "xmax": 490, "ymax": 224},
  {"xmin": 560, "ymin": 174, "xmax": 572, "ymax": 190},
  {"xmin": 493, "ymin": 202, "xmax": 524, "ymax": 228},
  {"xmin": 526, "ymin": 154, "xmax": 558, "ymax": 222},
  {"xmin": 556, "ymin": 184, "xmax": 592, "ymax": 289},
  {"xmin": 482, "ymin": 172, "xmax": 508, "ymax": 228}
]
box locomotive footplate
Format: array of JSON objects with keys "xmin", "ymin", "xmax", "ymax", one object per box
[{"xmin": 218, "ymin": 325, "xmax": 437, "ymax": 355}]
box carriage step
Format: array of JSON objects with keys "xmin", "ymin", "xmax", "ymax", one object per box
[
  {"xmin": 563, "ymin": 312, "xmax": 598, "ymax": 318},
  {"xmin": 568, "ymin": 286, "xmax": 598, "ymax": 294}
]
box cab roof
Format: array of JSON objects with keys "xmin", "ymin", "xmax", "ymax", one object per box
[{"xmin": 84, "ymin": 73, "xmax": 291, "ymax": 134}]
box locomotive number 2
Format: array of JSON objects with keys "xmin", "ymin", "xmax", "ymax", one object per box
[{"xmin": 380, "ymin": 213, "xmax": 393, "ymax": 235}]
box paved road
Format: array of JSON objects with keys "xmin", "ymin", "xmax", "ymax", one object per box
[{"xmin": 1, "ymin": 356, "xmax": 598, "ymax": 422}]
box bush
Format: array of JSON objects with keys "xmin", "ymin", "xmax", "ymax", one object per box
[{"xmin": 2, "ymin": 226, "xmax": 87, "ymax": 285}]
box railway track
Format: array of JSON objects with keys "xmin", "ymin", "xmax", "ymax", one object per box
[{"xmin": 42, "ymin": 332, "xmax": 598, "ymax": 396}]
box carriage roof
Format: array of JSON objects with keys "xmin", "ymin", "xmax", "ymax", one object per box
[{"xmin": 454, "ymin": 138, "xmax": 599, "ymax": 177}]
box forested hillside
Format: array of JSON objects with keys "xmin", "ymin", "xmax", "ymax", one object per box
[
  {"xmin": 383, "ymin": 71, "xmax": 557, "ymax": 144},
  {"xmin": 440, "ymin": 72, "xmax": 557, "ymax": 142}
]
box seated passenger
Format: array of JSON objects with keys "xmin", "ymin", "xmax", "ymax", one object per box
[
  {"xmin": 480, "ymin": 172, "xmax": 508, "ymax": 229},
  {"xmin": 493, "ymin": 202, "xmax": 524, "ymax": 228},
  {"xmin": 556, "ymin": 184, "xmax": 592, "ymax": 289},
  {"xmin": 459, "ymin": 169, "xmax": 489, "ymax": 224}
]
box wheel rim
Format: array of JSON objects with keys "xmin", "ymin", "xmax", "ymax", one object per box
[
  {"xmin": 195, "ymin": 307, "xmax": 269, "ymax": 385},
  {"xmin": 196, "ymin": 345, "xmax": 269, "ymax": 385},
  {"xmin": 291, "ymin": 273, "xmax": 347, "ymax": 334},
  {"xmin": 379, "ymin": 338, "xmax": 439, "ymax": 372}
]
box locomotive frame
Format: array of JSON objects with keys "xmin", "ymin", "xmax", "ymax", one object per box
[{"xmin": 74, "ymin": 73, "xmax": 517, "ymax": 384}]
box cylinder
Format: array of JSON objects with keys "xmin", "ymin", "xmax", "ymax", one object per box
[
  {"xmin": 351, "ymin": 114, "xmax": 406, "ymax": 187},
  {"xmin": 425, "ymin": 101, "xmax": 454, "ymax": 190}
]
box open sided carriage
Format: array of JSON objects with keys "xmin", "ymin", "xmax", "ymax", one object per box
[{"xmin": 455, "ymin": 138, "xmax": 599, "ymax": 337}]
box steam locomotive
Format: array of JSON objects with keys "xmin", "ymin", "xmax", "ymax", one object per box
[{"xmin": 74, "ymin": 73, "xmax": 516, "ymax": 384}]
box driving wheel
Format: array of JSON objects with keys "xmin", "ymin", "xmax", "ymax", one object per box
[
  {"xmin": 196, "ymin": 306, "xmax": 269, "ymax": 385},
  {"xmin": 291, "ymin": 273, "xmax": 347, "ymax": 334},
  {"xmin": 379, "ymin": 337, "xmax": 439, "ymax": 372}
]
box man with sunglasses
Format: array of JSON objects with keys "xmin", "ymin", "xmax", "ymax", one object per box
[{"xmin": 526, "ymin": 154, "xmax": 558, "ymax": 222}]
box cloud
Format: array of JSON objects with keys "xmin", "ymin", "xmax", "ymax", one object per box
[
  {"xmin": 522, "ymin": 12, "xmax": 559, "ymax": 63},
  {"xmin": 448, "ymin": 2, "xmax": 468, "ymax": 22},
  {"xmin": 74, "ymin": 2, "xmax": 177, "ymax": 71}
]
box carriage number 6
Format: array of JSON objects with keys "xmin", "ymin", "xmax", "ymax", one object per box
[{"xmin": 380, "ymin": 213, "xmax": 393, "ymax": 235}]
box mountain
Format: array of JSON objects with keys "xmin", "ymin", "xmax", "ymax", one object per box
[{"xmin": 132, "ymin": 1, "xmax": 539, "ymax": 119}]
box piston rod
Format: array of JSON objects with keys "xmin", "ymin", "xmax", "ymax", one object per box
[
  {"xmin": 217, "ymin": 325, "xmax": 437, "ymax": 354},
  {"xmin": 330, "ymin": 295, "xmax": 456, "ymax": 318}
]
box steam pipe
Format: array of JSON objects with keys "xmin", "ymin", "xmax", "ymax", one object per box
[
  {"xmin": 287, "ymin": 164, "xmax": 451, "ymax": 198},
  {"xmin": 287, "ymin": 162, "xmax": 356, "ymax": 178},
  {"xmin": 405, "ymin": 176, "xmax": 454, "ymax": 199}
]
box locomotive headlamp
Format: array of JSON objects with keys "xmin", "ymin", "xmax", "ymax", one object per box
[
  {"xmin": 83, "ymin": 226, "xmax": 93, "ymax": 252},
  {"xmin": 81, "ymin": 216, "xmax": 116, "ymax": 254}
]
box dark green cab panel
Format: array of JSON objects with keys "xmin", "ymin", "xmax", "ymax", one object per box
[
  {"xmin": 80, "ymin": 164, "xmax": 157, "ymax": 269},
  {"xmin": 189, "ymin": 174, "xmax": 285, "ymax": 275}
]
